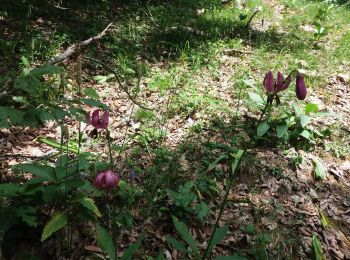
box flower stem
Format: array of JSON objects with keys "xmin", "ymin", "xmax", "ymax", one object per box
[
  {"xmin": 107, "ymin": 129, "xmax": 114, "ymax": 170},
  {"xmin": 203, "ymin": 95, "xmax": 271, "ymax": 259}
]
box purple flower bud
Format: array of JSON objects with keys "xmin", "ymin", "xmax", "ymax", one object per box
[
  {"xmin": 89, "ymin": 109, "xmax": 109, "ymax": 129},
  {"xmin": 263, "ymin": 71, "xmax": 275, "ymax": 93},
  {"xmin": 277, "ymin": 71, "xmax": 284, "ymax": 91},
  {"xmin": 296, "ymin": 74, "xmax": 307, "ymax": 100},
  {"xmin": 93, "ymin": 170, "xmax": 120, "ymax": 189}
]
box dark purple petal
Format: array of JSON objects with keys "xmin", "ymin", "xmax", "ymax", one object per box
[
  {"xmin": 277, "ymin": 72, "xmax": 284, "ymax": 91},
  {"xmin": 263, "ymin": 71, "xmax": 275, "ymax": 92},
  {"xmin": 90, "ymin": 110, "xmax": 100, "ymax": 128},
  {"xmin": 99, "ymin": 110, "xmax": 109, "ymax": 129},
  {"xmin": 296, "ymin": 74, "xmax": 307, "ymax": 100},
  {"xmin": 281, "ymin": 74, "xmax": 292, "ymax": 91}
]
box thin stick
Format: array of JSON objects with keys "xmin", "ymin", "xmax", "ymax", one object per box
[
  {"xmin": 83, "ymin": 56, "xmax": 152, "ymax": 111},
  {"xmin": 47, "ymin": 23, "xmax": 113, "ymax": 65}
]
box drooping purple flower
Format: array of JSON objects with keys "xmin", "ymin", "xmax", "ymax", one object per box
[
  {"xmin": 89, "ymin": 109, "xmax": 109, "ymax": 129},
  {"xmin": 296, "ymin": 74, "xmax": 307, "ymax": 100},
  {"xmin": 93, "ymin": 170, "xmax": 120, "ymax": 189},
  {"xmin": 263, "ymin": 71, "xmax": 275, "ymax": 93},
  {"xmin": 276, "ymin": 71, "xmax": 292, "ymax": 92}
]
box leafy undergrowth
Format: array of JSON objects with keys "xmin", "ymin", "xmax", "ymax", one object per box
[{"xmin": 1, "ymin": 0, "xmax": 350, "ymax": 259}]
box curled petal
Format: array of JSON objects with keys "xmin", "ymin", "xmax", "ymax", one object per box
[
  {"xmin": 281, "ymin": 74, "xmax": 292, "ymax": 91},
  {"xmin": 90, "ymin": 110, "xmax": 100, "ymax": 128},
  {"xmin": 263, "ymin": 71, "xmax": 275, "ymax": 93},
  {"xmin": 277, "ymin": 71, "xmax": 284, "ymax": 91},
  {"xmin": 296, "ymin": 74, "xmax": 307, "ymax": 100}
]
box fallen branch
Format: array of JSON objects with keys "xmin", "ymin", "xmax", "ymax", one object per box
[
  {"xmin": 83, "ymin": 56, "xmax": 152, "ymax": 111},
  {"xmin": 47, "ymin": 23, "xmax": 113, "ymax": 65}
]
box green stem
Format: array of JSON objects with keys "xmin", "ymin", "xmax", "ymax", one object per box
[
  {"xmin": 107, "ymin": 129, "xmax": 114, "ymax": 170},
  {"xmin": 203, "ymin": 94, "xmax": 272, "ymax": 259},
  {"xmin": 202, "ymin": 149, "xmax": 245, "ymax": 259}
]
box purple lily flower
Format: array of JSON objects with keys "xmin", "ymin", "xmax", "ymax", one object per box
[
  {"xmin": 296, "ymin": 74, "xmax": 307, "ymax": 100},
  {"xmin": 89, "ymin": 109, "xmax": 109, "ymax": 129},
  {"xmin": 93, "ymin": 170, "xmax": 120, "ymax": 189},
  {"xmin": 263, "ymin": 71, "xmax": 275, "ymax": 93}
]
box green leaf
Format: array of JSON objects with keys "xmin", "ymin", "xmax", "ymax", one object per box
[
  {"xmin": 166, "ymin": 237, "xmax": 190, "ymax": 254},
  {"xmin": 120, "ymin": 233, "xmax": 145, "ymax": 260},
  {"xmin": 300, "ymin": 130, "xmax": 311, "ymax": 140},
  {"xmin": 293, "ymin": 103, "xmax": 303, "ymax": 116},
  {"xmin": 37, "ymin": 137, "xmax": 79, "ymax": 154},
  {"xmin": 305, "ymin": 103, "xmax": 319, "ymax": 114},
  {"xmin": 318, "ymin": 209, "xmax": 331, "ymax": 228},
  {"xmin": 14, "ymin": 76, "xmax": 40, "ymax": 95},
  {"xmin": 312, "ymin": 234, "xmax": 326, "ymax": 260},
  {"xmin": 206, "ymin": 225, "xmax": 229, "ymax": 255},
  {"xmin": 257, "ymin": 121, "xmax": 270, "ymax": 137},
  {"xmin": 30, "ymin": 65, "xmax": 63, "ymax": 76},
  {"xmin": 80, "ymin": 197, "xmax": 102, "ymax": 217},
  {"xmin": 300, "ymin": 115, "xmax": 311, "ymax": 128},
  {"xmin": 195, "ymin": 201, "xmax": 210, "ymax": 222},
  {"xmin": 171, "ymin": 216, "xmax": 199, "ymax": 256},
  {"xmin": 0, "ymin": 184, "xmax": 19, "ymax": 197},
  {"xmin": 97, "ymin": 224, "xmax": 116, "ymax": 260},
  {"xmin": 16, "ymin": 206, "xmax": 38, "ymax": 227},
  {"xmin": 81, "ymin": 98, "xmax": 108, "ymax": 110},
  {"xmin": 84, "ymin": 87, "xmax": 99, "ymax": 99},
  {"xmin": 313, "ymin": 159, "xmax": 326, "ymax": 181},
  {"xmin": 15, "ymin": 164, "xmax": 56, "ymax": 181},
  {"xmin": 248, "ymin": 92, "xmax": 265, "ymax": 105},
  {"xmin": 41, "ymin": 213, "xmax": 68, "ymax": 241},
  {"xmin": 206, "ymin": 154, "xmax": 229, "ymax": 172},
  {"xmin": 276, "ymin": 123, "xmax": 288, "ymax": 138}
]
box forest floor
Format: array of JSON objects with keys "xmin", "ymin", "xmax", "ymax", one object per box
[{"xmin": 1, "ymin": 0, "xmax": 350, "ymax": 259}]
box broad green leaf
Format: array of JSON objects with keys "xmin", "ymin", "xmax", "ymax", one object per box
[
  {"xmin": 248, "ymin": 92, "xmax": 265, "ymax": 105},
  {"xmin": 14, "ymin": 76, "xmax": 40, "ymax": 95},
  {"xmin": 206, "ymin": 225, "xmax": 229, "ymax": 254},
  {"xmin": 300, "ymin": 130, "xmax": 311, "ymax": 140},
  {"xmin": 313, "ymin": 159, "xmax": 326, "ymax": 181},
  {"xmin": 55, "ymin": 154, "xmax": 69, "ymax": 168},
  {"xmin": 81, "ymin": 98, "xmax": 108, "ymax": 110},
  {"xmin": 37, "ymin": 137, "xmax": 79, "ymax": 154},
  {"xmin": 16, "ymin": 206, "xmax": 37, "ymax": 227},
  {"xmin": 97, "ymin": 224, "xmax": 116, "ymax": 260},
  {"xmin": 166, "ymin": 237, "xmax": 190, "ymax": 254},
  {"xmin": 257, "ymin": 121, "xmax": 270, "ymax": 137},
  {"xmin": 300, "ymin": 115, "xmax": 311, "ymax": 128},
  {"xmin": 84, "ymin": 87, "xmax": 99, "ymax": 99},
  {"xmin": 0, "ymin": 184, "xmax": 19, "ymax": 197},
  {"xmin": 305, "ymin": 103, "xmax": 319, "ymax": 114},
  {"xmin": 293, "ymin": 103, "xmax": 303, "ymax": 116},
  {"xmin": 195, "ymin": 201, "xmax": 210, "ymax": 222},
  {"xmin": 206, "ymin": 154, "xmax": 229, "ymax": 172},
  {"xmin": 30, "ymin": 65, "xmax": 63, "ymax": 76},
  {"xmin": 171, "ymin": 216, "xmax": 199, "ymax": 256},
  {"xmin": 312, "ymin": 234, "xmax": 326, "ymax": 260},
  {"xmin": 41, "ymin": 213, "xmax": 68, "ymax": 241},
  {"xmin": 80, "ymin": 197, "xmax": 102, "ymax": 217},
  {"xmin": 120, "ymin": 233, "xmax": 145, "ymax": 260},
  {"xmin": 15, "ymin": 164, "xmax": 56, "ymax": 182},
  {"xmin": 276, "ymin": 123, "xmax": 288, "ymax": 138}
]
